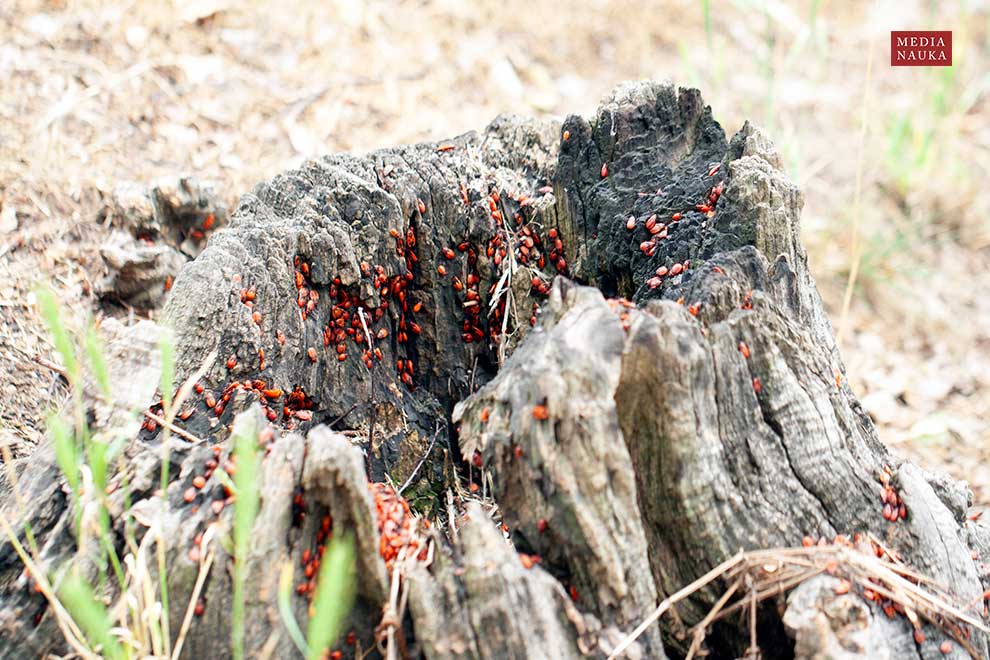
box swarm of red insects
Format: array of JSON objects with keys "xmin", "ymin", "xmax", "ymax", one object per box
[
  {"xmin": 645, "ymin": 260, "xmax": 690, "ymax": 291},
  {"xmin": 879, "ymin": 467, "xmax": 908, "ymax": 522},
  {"xmin": 369, "ymin": 482, "xmax": 429, "ymax": 569}
]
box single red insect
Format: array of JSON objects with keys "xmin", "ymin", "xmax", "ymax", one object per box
[
  {"xmin": 416, "ymin": 198, "xmax": 426, "ymax": 214},
  {"xmin": 738, "ymin": 341, "xmax": 750, "ymax": 359},
  {"xmin": 194, "ymin": 599, "xmax": 205, "ymax": 617},
  {"xmin": 437, "ymin": 265, "xmax": 446, "ymax": 276},
  {"xmin": 670, "ymin": 263, "xmax": 683, "ymax": 276},
  {"xmin": 532, "ymin": 405, "xmax": 549, "ymax": 421},
  {"xmin": 671, "ymin": 212, "xmax": 682, "ymax": 221},
  {"xmin": 537, "ymin": 519, "xmax": 548, "ymax": 533},
  {"xmin": 203, "ymin": 213, "xmax": 216, "ymax": 230},
  {"xmin": 562, "ymin": 130, "xmax": 570, "ymax": 142},
  {"xmin": 193, "ymin": 475, "xmax": 206, "ymax": 489},
  {"xmin": 436, "ymin": 144, "xmax": 455, "ymax": 152},
  {"xmin": 913, "ymin": 629, "xmax": 926, "ymax": 644},
  {"xmin": 752, "ymin": 377, "xmax": 762, "ymax": 393},
  {"xmin": 307, "ymin": 347, "xmax": 317, "ymax": 362},
  {"xmin": 940, "ymin": 641, "xmax": 952, "ymax": 654},
  {"xmin": 442, "ymin": 247, "xmax": 456, "ymax": 260},
  {"xmin": 226, "ymin": 355, "xmax": 237, "ymax": 369},
  {"xmin": 252, "ymin": 311, "xmax": 262, "ymax": 326},
  {"xmin": 626, "ymin": 216, "xmax": 636, "ymax": 230},
  {"xmin": 480, "ymin": 407, "xmax": 490, "ymax": 423},
  {"xmin": 183, "ymin": 487, "xmax": 196, "ymax": 503},
  {"xmin": 600, "ymin": 163, "xmax": 608, "ymax": 178}
]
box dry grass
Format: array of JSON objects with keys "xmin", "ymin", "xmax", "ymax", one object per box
[
  {"xmin": 0, "ymin": 0, "xmax": 988, "ymax": 499},
  {"xmin": 607, "ymin": 536, "xmax": 990, "ymax": 659}
]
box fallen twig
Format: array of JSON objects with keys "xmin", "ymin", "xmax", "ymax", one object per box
[{"xmin": 143, "ymin": 410, "xmax": 203, "ymax": 445}]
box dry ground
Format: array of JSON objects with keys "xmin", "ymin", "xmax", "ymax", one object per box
[{"xmin": 1, "ymin": 0, "xmax": 988, "ymax": 501}]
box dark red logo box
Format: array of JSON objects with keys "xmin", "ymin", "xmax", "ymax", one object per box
[{"xmin": 891, "ymin": 31, "xmax": 952, "ymax": 66}]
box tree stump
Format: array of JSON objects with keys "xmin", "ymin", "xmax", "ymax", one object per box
[{"xmin": 2, "ymin": 81, "xmax": 987, "ymax": 659}]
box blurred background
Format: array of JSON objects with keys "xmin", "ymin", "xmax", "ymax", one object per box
[{"xmin": 1, "ymin": 0, "xmax": 987, "ymax": 502}]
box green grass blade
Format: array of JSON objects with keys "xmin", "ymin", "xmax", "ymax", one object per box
[
  {"xmin": 83, "ymin": 322, "xmax": 111, "ymax": 400},
  {"xmin": 58, "ymin": 569, "xmax": 125, "ymax": 660},
  {"xmin": 277, "ymin": 562, "xmax": 310, "ymax": 658},
  {"xmin": 231, "ymin": 412, "xmax": 260, "ymax": 660},
  {"xmin": 156, "ymin": 331, "xmax": 176, "ymax": 656},
  {"xmin": 159, "ymin": 333, "xmax": 175, "ymax": 415},
  {"xmin": 35, "ymin": 286, "xmax": 78, "ymax": 383},
  {"xmin": 49, "ymin": 414, "xmax": 79, "ymax": 492},
  {"xmin": 306, "ymin": 532, "xmax": 356, "ymax": 660}
]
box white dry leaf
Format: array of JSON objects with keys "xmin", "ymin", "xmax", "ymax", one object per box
[
  {"xmin": 286, "ymin": 122, "xmax": 321, "ymax": 157},
  {"xmin": 489, "ymin": 58, "xmax": 524, "ymax": 99},
  {"xmin": 24, "ymin": 13, "xmax": 60, "ymax": 41},
  {"xmin": 174, "ymin": 54, "xmax": 225, "ymax": 86},
  {"xmin": 0, "ymin": 201, "xmax": 17, "ymax": 234},
  {"xmin": 125, "ymin": 25, "xmax": 149, "ymax": 50}
]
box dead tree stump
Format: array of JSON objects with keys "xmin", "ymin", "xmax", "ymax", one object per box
[{"xmin": 2, "ymin": 81, "xmax": 987, "ymax": 659}]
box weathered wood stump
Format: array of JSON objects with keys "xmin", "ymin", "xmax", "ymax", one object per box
[{"xmin": 2, "ymin": 81, "xmax": 988, "ymax": 659}]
